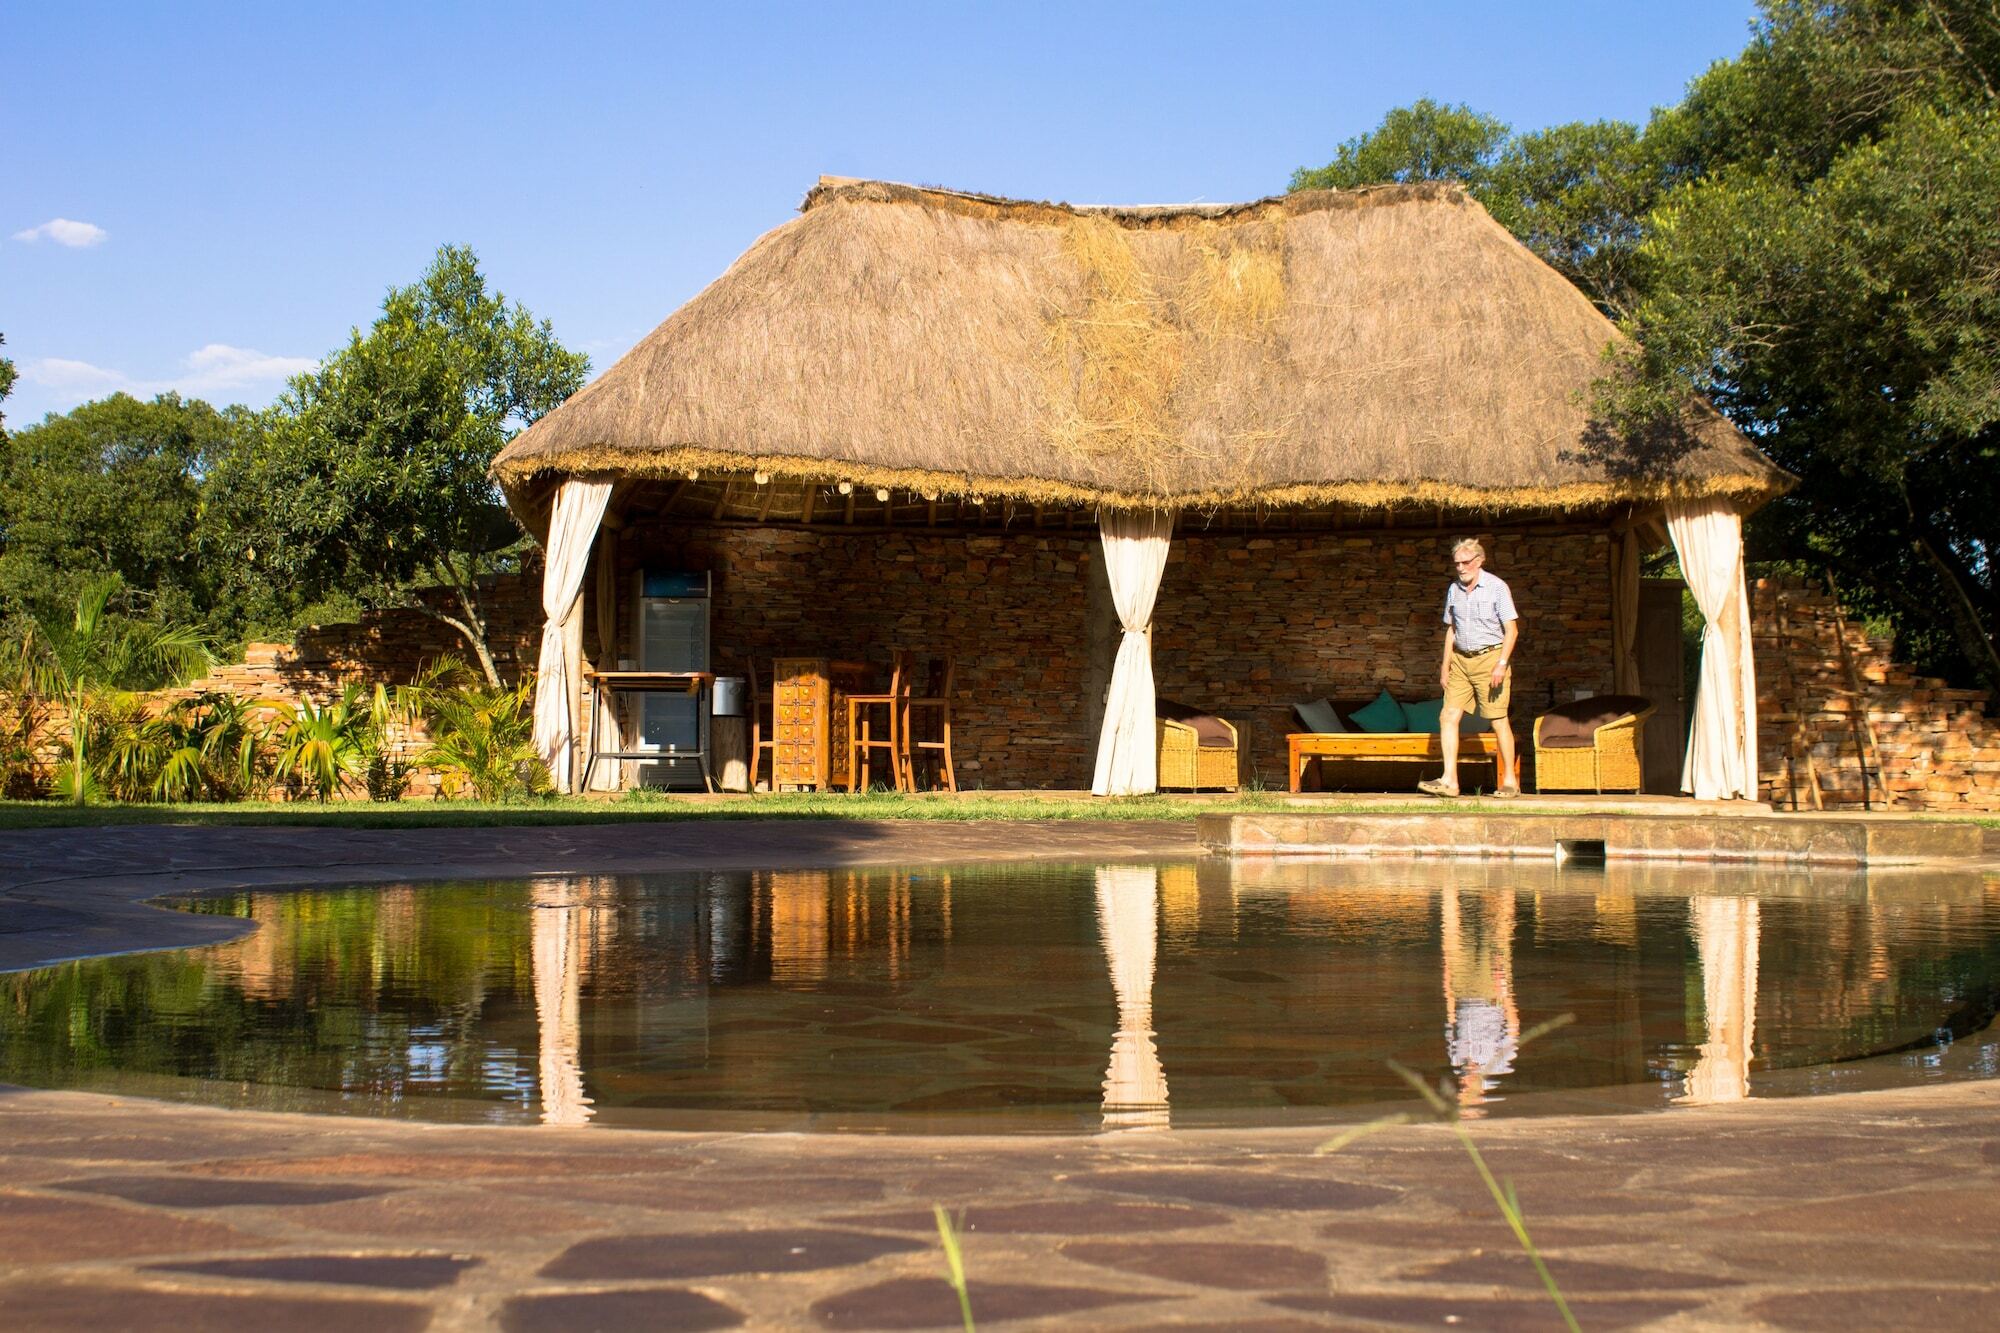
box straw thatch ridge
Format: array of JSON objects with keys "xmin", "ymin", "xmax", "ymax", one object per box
[{"xmin": 495, "ymin": 177, "xmax": 1789, "ymax": 527}]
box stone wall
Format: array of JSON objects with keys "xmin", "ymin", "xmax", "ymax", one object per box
[
  {"xmin": 608, "ymin": 521, "xmax": 1612, "ymax": 789},
  {"xmin": 1753, "ymin": 577, "xmax": 2000, "ymax": 812},
  {"xmin": 134, "ymin": 522, "xmax": 1617, "ymax": 793}
]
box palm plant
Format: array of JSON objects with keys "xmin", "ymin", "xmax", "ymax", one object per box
[
  {"xmin": 413, "ymin": 658, "xmax": 546, "ymax": 802},
  {"xmin": 151, "ymin": 692, "xmax": 277, "ymax": 802},
  {"xmin": 1, "ymin": 634, "xmax": 53, "ymax": 799},
  {"xmin": 360, "ymin": 679, "xmax": 425, "ymax": 801},
  {"xmin": 23, "ymin": 578, "xmax": 211, "ymax": 805},
  {"xmin": 274, "ymin": 685, "xmax": 372, "ymax": 803}
]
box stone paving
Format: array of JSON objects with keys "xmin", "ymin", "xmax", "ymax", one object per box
[{"xmin": 2, "ymin": 818, "xmax": 1999, "ymax": 1329}]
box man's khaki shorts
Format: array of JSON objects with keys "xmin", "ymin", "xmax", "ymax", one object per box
[{"xmin": 1445, "ymin": 645, "xmax": 1510, "ymax": 719}]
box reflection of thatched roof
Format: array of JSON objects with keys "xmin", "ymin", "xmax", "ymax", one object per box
[{"xmin": 494, "ymin": 177, "xmax": 1788, "ymax": 517}]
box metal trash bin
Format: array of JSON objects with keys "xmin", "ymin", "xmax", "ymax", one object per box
[{"xmin": 711, "ymin": 675, "xmax": 747, "ymax": 718}]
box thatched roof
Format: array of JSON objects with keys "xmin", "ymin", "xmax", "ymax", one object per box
[{"xmin": 494, "ymin": 177, "xmax": 1789, "ymax": 523}]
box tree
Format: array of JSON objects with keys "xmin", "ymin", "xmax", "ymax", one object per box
[
  {"xmin": 1290, "ymin": 99, "xmax": 1509, "ymax": 192},
  {"xmin": 1291, "ymin": 103, "xmax": 1665, "ymax": 316},
  {"xmin": 219, "ymin": 246, "xmax": 588, "ymax": 685},
  {"xmin": 0, "ymin": 393, "xmax": 235, "ymax": 630},
  {"xmin": 1606, "ymin": 1, "xmax": 2000, "ymax": 695},
  {"xmin": 0, "ymin": 333, "xmax": 16, "ymax": 434}
]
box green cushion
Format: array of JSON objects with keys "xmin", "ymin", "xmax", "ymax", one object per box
[
  {"xmin": 1350, "ymin": 689, "xmax": 1408, "ymax": 734},
  {"xmin": 1402, "ymin": 697, "xmax": 1444, "ymax": 734},
  {"xmin": 1459, "ymin": 711, "xmax": 1493, "ymax": 735},
  {"xmin": 1293, "ymin": 698, "xmax": 1345, "ymax": 733}
]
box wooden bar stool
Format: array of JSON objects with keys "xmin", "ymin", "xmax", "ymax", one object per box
[
  {"xmin": 901, "ymin": 654, "xmax": 957, "ymax": 793},
  {"xmin": 746, "ymin": 659, "xmax": 776, "ymax": 792},
  {"xmin": 846, "ymin": 651, "xmax": 909, "ymax": 793}
]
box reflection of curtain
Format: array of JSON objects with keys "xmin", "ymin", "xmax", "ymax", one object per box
[
  {"xmin": 1092, "ymin": 509, "xmax": 1174, "ymax": 796},
  {"xmin": 586, "ymin": 528, "xmax": 624, "ymax": 792},
  {"xmin": 531, "ymin": 879, "xmax": 594, "ymax": 1126},
  {"xmin": 1687, "ymin": 896, "xmax": 1759, "ymax": 1105},
  {"xmin": 532, "ymin": 479, "xmax": 615, "ymax": 793},
  {"xmin": 1096, "ymin": 864, "xmax": 1168, "ymax": 1129},
  {"xmin": 1667, "ymin": 498, "xmax": 1759, "ymax": 799},
  {"xmin": 1610, "ymin": 526, "xmax": 1643, "ymax": 696}
]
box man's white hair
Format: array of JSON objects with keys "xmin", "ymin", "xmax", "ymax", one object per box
[{"xmin": 1452, "ymin": 538, "xmax": 1485, "ymax": 561}]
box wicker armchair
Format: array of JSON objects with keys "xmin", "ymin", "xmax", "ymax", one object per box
[
  {"xmin": 1155, "ymin": 703, "xmax": 1239, "ymax": 791},
  {"xmin": 1533, "ymin": 695, "xmax": 1655, "ymax": 793}
]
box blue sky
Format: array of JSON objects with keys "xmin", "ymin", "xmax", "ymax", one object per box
[{"xmin": 3, "ymin": 1, "xmax": 1760, "ymax": 427}]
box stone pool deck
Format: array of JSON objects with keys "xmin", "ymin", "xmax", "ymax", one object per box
[{"xmin": 2, "ymin": 817, "xmax": 1999, "ymax": 1329}]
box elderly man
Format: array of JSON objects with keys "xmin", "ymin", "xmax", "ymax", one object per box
[{"xmin": 1419, "ymin": 538, "xmax": 1521, "ymax": 799}]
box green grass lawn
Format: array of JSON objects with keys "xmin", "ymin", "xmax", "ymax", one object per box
[
  {"xmin": 5, "ymin": 792, "xmax": 1988, "ymax": 832},
  {"xmin": 0, "ymin": 789, "xmax": 1321, "ymax": 830}
]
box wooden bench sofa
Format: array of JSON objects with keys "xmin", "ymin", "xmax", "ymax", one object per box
[{"xmin": 1286, "ymin": 698, "xmax": 1520, "ymax": 794}]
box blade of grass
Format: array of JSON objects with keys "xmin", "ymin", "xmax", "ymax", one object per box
[
  {"xmin": 1313, "ymin": 1111, "xmax": 1413, "ymax": 1155},
  {"xmin": 1518, "ymin": 1013, "xmax": 1578, "ymax": 1047},
  {"xmin": 933, "ymin": 1204, "xmax": 975, "ymax": 1333},
  {"xmin": 1449, "ymin": 1122, "xmax": 1579, "ymax": 1333}
]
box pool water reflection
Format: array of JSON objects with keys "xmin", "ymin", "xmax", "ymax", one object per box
[{"xmin": 3, "ymin": 859, "xmax": 1997, "ymax": 1132}]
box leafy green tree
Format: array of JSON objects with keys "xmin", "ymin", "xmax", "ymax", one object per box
[
  {"xmin": 1483, "ymin": 120, "xmax": 1664, "ymax": 316},
  {"xmin": 1291, "ymin": 103, "xmax": 1664, "ymax": 316},
  {"xmin": 1606, "ymin": 1, "xmax": 2000, "ymax": 694},
  {"xmin": 0, "ymin": 393, "xmax": 235, "ymax": 629},
  {"xmin": 0, "ymin": 333, "xmax": 17, "ymax": 433},
  {"xmin": 218, "ymin": 246, "xmax": 588, "ymax": 685},
  {"xmin": 1290, "ymin": 98, "xmax": 1509, "ymax": 191}
]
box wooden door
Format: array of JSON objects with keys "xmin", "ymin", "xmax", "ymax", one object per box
[{"xmin": 1636, "ymin": 579, "xmax": 1688, "ymax": 795}]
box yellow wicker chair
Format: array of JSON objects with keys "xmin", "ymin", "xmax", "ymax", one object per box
[
  {"xmin": 1156, "ymin": 709, "xmax": 1240, "ymax": 792},
  {"xmin": 1533, "ymin": 696, "xmax": 1656, "ymax": 793}
]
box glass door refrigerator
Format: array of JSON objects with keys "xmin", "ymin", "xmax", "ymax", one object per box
[{"xmin": 636, "ymin": 570, "xmax": 710, "ymax": 788}]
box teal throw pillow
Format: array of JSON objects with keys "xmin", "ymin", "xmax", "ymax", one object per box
[
  {"xmin": 1401, "ymin": 696, "xmax": 1444, "ymax": 734},
  {"xmin": 1350, "ymin": 688, "xmax": 1408, "ymax": 733},
  {"xmin": 1459, "ymin": 711, "xmax": 1493, "ymax": 735}
]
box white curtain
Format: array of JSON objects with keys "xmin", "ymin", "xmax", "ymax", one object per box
[
  {"xmin": 1610, "ymin": 526, "xmax": 1643, "ymax": 696},
  {"xmin": 1097, "ymin": 865, "xmax": 1168, "ymax": 1129},
  {"xmin": 1687, "ymin": 895, "xmax": 1759, "ymax": 1105},
  {"xmin": 1092, "ymin": 509, "xmax": 1174, "ymax": 796},
  {"xmin": 1667, "ymin": 497, "xmax": 1759, "ymax": 800},
  {"xmin": 531, "ymin": 878, "xmax": 594, "ymax": 1126},
  {"xmin": 532, "ymin": 479, "xmax": 614, "ymax": 793},
  {"xmin": 585, "ymin": 529, "xmax": 624, "ymax": 792}
]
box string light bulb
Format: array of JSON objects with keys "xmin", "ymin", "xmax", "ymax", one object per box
[
  {"xmin": 837, "ymin": 481, "xmax": 853, "ymax": 495},
  {"xmin": 753, "ymin": 471, "xmax": 771, "ymax": 485},
  {"xmin": 875, "ymin": 487, "xmax": 891, "ymax": 502}
]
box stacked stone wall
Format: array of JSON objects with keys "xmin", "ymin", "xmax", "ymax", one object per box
[
  {"xmin": 81, "ymin": 523, "xmax": 1618, "ymax": 794},
  {"xmin": 1754, "ymin": 576, "xmax": 2000, "ymax": 812}
]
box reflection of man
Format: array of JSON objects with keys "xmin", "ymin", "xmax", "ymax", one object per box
[
  {"xmin": 1420, "ymin": 538, "xmax": 1520, "ymax": 799},
  {"xmin": 1441, "ymin": 888, "xmax": 1521, "ymax": 1114}
]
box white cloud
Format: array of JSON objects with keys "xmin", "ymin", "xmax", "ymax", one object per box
[
  {"xmin": 12, "ymin": 217, "xmax": 108, "ymax": 247},
  {"xmin": 179, "ymin": 343, "xmax": 316, "ymax": 389},
  {"xmin": 18, "ymin": 343, "xmax": 316, "ymax": 413}
]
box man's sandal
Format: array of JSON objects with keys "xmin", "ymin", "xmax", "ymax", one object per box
[{"xmin": 1417, "ymin": 778, "xmax": 1459, "ymax": 798}]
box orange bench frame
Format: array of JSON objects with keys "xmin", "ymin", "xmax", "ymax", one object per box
[{"xmin": 1286, "ymin": 732, "xmax": 1520, "ymax": 794}]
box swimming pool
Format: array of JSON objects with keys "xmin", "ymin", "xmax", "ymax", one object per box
[{"xmin": 3, "ymin": 858, "xmax": 1994, "ymax": 1132}]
